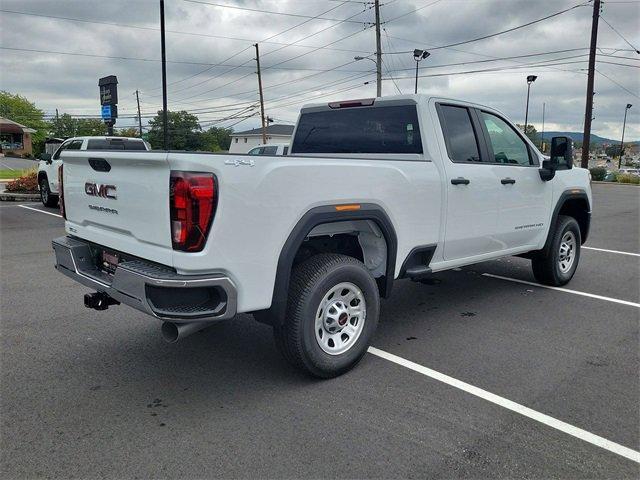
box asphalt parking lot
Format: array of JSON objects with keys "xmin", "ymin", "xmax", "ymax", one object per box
[{"xmin": 1, "ymin": 183, "xmax": 638, "ymax": 479}]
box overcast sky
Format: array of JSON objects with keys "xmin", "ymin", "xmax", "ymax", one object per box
[{"xmin": 1, "ymin": 0, "xmax": 638, "ymax": 139}]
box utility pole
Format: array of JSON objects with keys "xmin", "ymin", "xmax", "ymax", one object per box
[
  {"xmin": 55, "ymin": 108, "xmax": 59, "ymax": 137},
  {"xmin": 160, "ymin": 0, "xmax": 169, "ymax": 150},
  {"xmin": 374, "ymin": 0, "xmax": 382, "ymax": 97},
  {"xmin": 618, "ymin": 103, "xmax": 632, "ymax": 169},
  {"xmin": 135, "ymin": 90, "xmax": 143, "ymax": 137},
  {"xmin": 541, "ymin": 102, "xmax": 546, "ymax": 152},
  {"xmin": 581, "ymin": 0, "xmax": 601, "ymax": 169},
  {"xmin": 254, "ymin": 43, "xmax": 267, "ymax": 144}
]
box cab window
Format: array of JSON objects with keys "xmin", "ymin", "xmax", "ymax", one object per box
[
  {"xmin": 52, "ymin": 140, "xmax": 73, "ymax": 160},
  {"xmin": 262, "ymin": 146, "xmax": 278, "ymax": 155},
  {"xmin": 437, "ymin": 105, "xmax": 482, "ymax": 163},
  {"xmin": 248, "ymin": 147, "xmax": 263, "ymax": 155},
  {"xmin": 480, "ymin": 112, "xmax": 534, "ymax": 166}
]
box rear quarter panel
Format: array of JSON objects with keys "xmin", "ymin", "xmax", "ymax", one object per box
[{"xmin": 167, "ymin": 152, "xmax": 442, "ymax": 312}]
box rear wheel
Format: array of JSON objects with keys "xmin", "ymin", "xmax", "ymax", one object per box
[
  {"xmin": 39, "ymin": 176, "xmax": 58, "ymax": 207},
  {"xmin": 532, "ymin": 215, "xmax": 581, "ymax": 286},
  {"xmin": 274, "ymin": 253, "xmax": 379, "ymax": 378}
]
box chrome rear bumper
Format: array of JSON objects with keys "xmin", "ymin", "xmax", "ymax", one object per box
[{"xmin": 52, "ymin": 236, "xmax": 237, "ymax": 322}]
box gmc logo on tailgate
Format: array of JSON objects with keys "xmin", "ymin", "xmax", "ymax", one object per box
[{"xmin": 85, "ymin": 182, "xmax": 117, "ymax": 200}]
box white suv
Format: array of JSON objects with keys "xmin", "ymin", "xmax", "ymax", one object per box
[{"xmin": 38, "ymin": 136, "xmax": 150, "ymax": 207}]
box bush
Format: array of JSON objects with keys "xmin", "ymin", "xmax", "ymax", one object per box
[
  {"xmin": 617, "ymin": 174, "xmax": 640, "ymax": 185},
  {"xmin": 589, "ymin": 167, "xmax": 607, "ymax": 181},
  {"xmin": 5, "ymin": 169, "xmax": 38, "ymax": 193}
]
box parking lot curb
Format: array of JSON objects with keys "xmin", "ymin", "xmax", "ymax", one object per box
[
  {"xmin": 0, "ymin": 192, "xmax": 40, "ymax": 202},
  {"xmin": 591, "ymin": 181, "xmax": 639, "ymax": 186}
]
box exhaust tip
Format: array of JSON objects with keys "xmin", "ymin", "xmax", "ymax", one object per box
[{"xmin": 161, "ymin": 322, "xmax": 180, "ymax": 343}]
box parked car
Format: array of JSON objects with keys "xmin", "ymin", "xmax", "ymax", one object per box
[
  {"xmin": 618, "ymin": 168, "xmax": 640, "ymax": 177},
  {"xmin": 52, "ymin": 95, "xmax": 591, "ymax": 378},
  {"xmin": 603, "ymin": 171, "xmax": 617, "ymax": 182},
  {"xmin": 38, "ymin": 136, "xmax": 150, "ymax": 207},
  {"xmin": 247, "ymin": 143, "xmax": 289, "ymax": 156}
]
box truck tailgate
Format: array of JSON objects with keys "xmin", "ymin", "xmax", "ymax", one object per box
[{"xmin": 62, "ymin": 151, "xmax": 174, "ymax": 266}]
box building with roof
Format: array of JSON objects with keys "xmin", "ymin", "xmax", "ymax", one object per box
[
  {"xmin": 229, "ymin": 124, "xmax": 294, "ymax": 153},
  {"xmin": 0, "ymin": 117, "xmax": 37, "ymax": 157}
]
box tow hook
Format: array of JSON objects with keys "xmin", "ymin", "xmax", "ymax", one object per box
[{"xmin": 84, "ymin": 292, "xmax": 120, "ymax": 310}]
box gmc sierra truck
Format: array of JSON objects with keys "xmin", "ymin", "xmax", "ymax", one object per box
[{"xmin": 52, "ymin": 94, "xmax": 591, "ymax": 378}]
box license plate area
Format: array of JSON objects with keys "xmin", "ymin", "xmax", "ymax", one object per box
[{"xmin": 100, "ymin": 250, "xmax": 120, "ymax": 274}]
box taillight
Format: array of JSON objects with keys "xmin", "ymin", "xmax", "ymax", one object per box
[
  {"xmin": 58, "ymin": 164, "xmax": 66, "ymax": 219},
  {"xmin": 170, "ymin": 171, "xmax": 217, "ymax": 252}
]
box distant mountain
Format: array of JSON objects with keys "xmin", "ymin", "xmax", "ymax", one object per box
[{"xmin": 543, "ymin": 131, "xmax": 640, "ymax": 145}]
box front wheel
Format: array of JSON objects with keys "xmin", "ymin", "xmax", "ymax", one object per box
[
  {"xmin": 39, "ymin": 177, "xmax": 58, "ymax": 207},
  {"xmin": 531, "ymin": 215, "xmax": 581, "ymax": 286},
  {"xmin": 274, "ymin": 253, "xmax": 380, "ymax": 378}
]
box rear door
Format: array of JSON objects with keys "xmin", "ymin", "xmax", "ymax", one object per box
[
  {"xmin": 476, "ymin": 109, "xmax": 550, "ymax": 249},
  {"xmin": 436, "ymin": 103, "xmax": 502, "ymax": 260},
  {"xmin": 62, "ymin": 150, "xmax": 173, "ymax": 265}
]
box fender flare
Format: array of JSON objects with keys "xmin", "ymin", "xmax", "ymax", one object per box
[
  {"xmin": 541, "ymin": 189, "xmax": 591, "ymax": 255},
  {"xmin": 258, "ymin": 203, "xmax": 398, "ymax": 325}
]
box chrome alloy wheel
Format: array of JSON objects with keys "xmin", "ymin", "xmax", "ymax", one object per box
[
  {"xmin": 40, "ymin": 180, "xmax": 48, "ymax": 203},
  {"xmin": 314, "ymin": 282, "xmax": 366, "ymax": 355},
  {"xmin": 558, "ymin": 231, "xmax": 577, "ymax": 273}
]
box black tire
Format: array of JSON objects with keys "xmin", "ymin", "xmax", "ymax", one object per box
[
  {"xmin": 274, "ymin": 253, "xmax": 380, "ymax": 378},
  {"xmin": 39, "ymin": 176, "xmax": 58, "ymax": 207},
  {"xmin": 531, "ymin": 215, "xmax": 581, "ymax": 286}
]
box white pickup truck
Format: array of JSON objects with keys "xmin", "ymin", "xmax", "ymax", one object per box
[
  {"xmin": 38, "ymin": 136, "xmax": 149, "ymax": 207},
  {"xmin": 52, "ymin": 94, "xmax": 591, "ymax": 377}
]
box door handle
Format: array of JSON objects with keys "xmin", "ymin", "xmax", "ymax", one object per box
[
  {"xmin": 501, "ymin": 178, "xmax": 516, "ymax": 185},
  {"xmin": 451, "ymin": 177, "xmax": 470, "ymax": 185}
]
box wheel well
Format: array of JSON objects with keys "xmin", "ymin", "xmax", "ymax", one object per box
[
  {"xmin": 293, "ymin": 219, "xmax": 389, "ymax": 289},
  {"xmin": 558, "ymin": 197, "xmax": 590, "ymax": 243},
  {"xmin": 254, "ymin": 205, "xmax": 397, "ymax": 327}
]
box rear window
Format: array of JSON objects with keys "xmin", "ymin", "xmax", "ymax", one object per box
[
  {"xmin": 86, "ymin": 139, "xmax": 147, "ymax": 151},
  {"xmin": 292, "ymin": 105, "xmax": 422, "ymax": 154}
]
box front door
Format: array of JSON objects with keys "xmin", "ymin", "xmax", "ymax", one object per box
[{"xmin": 476, "ymin": 110, "xmax": 550, "ymax": 249}]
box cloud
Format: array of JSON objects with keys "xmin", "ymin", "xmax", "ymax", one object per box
[{"xmin": 1, "ymin": 0, "xmax": 638, "ymax": 139}]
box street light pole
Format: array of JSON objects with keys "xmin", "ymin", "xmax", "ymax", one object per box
[
  {"xmin": 541, "ymin": 102, "xmax": 546, "ymax": 152},
  {"xmin": 618, "ymin": 103, "xmax": 632, "ymax": 169},
  {"xmin": 159, "ymin": 0, "xmax": 168, "ymax": 150},
  {"xmin": 413, "ymin": 49, "xmax": 430, "ymax": 94},
  {"xmin": 524, "ymin": 75, "xmax": 537, "ymax": 135}
]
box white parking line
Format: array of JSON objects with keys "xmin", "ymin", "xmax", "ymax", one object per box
[
  {"xmin": 482, "ymin": 273, "xmax": 640, "ymax": 308},
  {"xmin": 18, "ymin": 204, "xmax": 62, "ymax": 218},
  {"xmin": 368, "ymin": 346, "xmax": 640, "ymax": 464},
  {"xmin": 583, "ymin": 246, "xmax": 640, "ymax": 258}
]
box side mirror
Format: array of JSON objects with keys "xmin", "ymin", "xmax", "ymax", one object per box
[
  {"xmin": 40, "ymin": 153, "xmax": 52, "ymax": 163},
  {"xmin": 550, "ymin": 136, "xmax": 573, "ymax": 170}
]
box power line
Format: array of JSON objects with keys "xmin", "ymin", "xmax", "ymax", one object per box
[
  {"xmin": 600, "ymin": 16, "xmax": 640, "ymax": 53},
  {"xmin": 182, "ymin": 0, "xmax": 369, "ymax": 24},
  {"xmin": 386, "ymin": 2, "xmax": 590, "ymax": 52},
  {"xmin": 0, "ymin": 9, "xmax": 370, "ymax": 55},
  {"xmin": 143, "ymin": 0, "xmax": 356, "ymax": 95},
  {"xmin": 595, "ymin": 69, "xmax": 640, "ymax": 99}
]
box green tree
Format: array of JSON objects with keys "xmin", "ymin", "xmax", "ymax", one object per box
[
  {"xmin": 49, "ymin": 113, "xmax": 77, "ymax": 137},
  {"xmin": 116, "ymin": 127, "xmax": 141, "ymax": 138},
  {"xmin": 147, "ymin": 110, "xmax": 205, "ymax": 150},
  {"xmin": 206, "ymin": 126, "xmax": 233, "ymax": 151},
  {"xmin": 49, "ymin": 114, "xmax": 107, "ymax": 137},
  {"xmin": 0, "ymin": 91, "xmax": 48, "ymax": 155},
  {"xmin": 75, "ymin": 118, "xmax": 107, "ymax": 136},
  {"xmin": 516, "ymin": 124, "xmax": 540, "ymax": 145}
]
